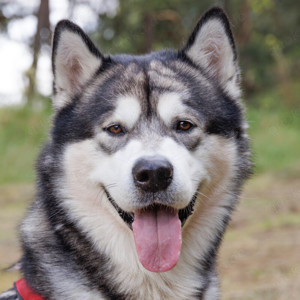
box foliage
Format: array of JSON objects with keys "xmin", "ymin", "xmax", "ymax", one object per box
[
  {"xmin": 0, "ymin": 0, "xmax": 299, "ymax": 100},
  {"xmin": 0, "ymin": 100, "xmax": 52, "ymax": 184},
  {"xmin": 93, "ymin": 0, "xmax": 300, "ymax": 95},
  {"xmin": 247, "ymin": 80, "xmax": 300, "ymax": 174}
]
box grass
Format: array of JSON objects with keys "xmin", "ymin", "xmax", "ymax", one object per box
[
  {"xmin": 246, "ymin": 80, "xmax": 300, "ymax": 174},
  {"xmin": 247, "ymin": 105, "xmax": 300, "ymax": 175},
  {"xmin": 0, "ymin": 102, "xmax": 52, "ymax": 184},
  {"xmin": 0, "ymin": 184, "xmax": 32, "ymax": 291}
]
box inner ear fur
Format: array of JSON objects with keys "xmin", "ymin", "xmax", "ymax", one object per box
[
  {"xmin": 183, "ymin": 7, "xmax": 241, "ymax": 98},
  {"xmin": 52, "ymin": 20, "xmax": 102, "ymax": 110}
]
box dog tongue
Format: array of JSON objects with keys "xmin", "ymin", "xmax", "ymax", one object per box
[{"xmin": 132, "ymin": 206, "xmax": 182, "ymax": 273}]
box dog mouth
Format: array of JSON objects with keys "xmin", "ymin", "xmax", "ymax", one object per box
[
  {"xmin": 104, "ymin": 188, "xmax": 197, "ymax": 229},
  {"xmin": 104, "ymin": 188, "xmax": 196, "ymax": 273}
]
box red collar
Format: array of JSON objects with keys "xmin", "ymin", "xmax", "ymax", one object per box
[{"xmin": 15, "ymin": 278, "xmax": 45, "ymax": 300}]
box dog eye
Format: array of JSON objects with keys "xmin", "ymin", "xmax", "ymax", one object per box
[
  {"xmin": 176, "ymin": 121, "xmax": 194, "ymax": 132},
  {"xmin": 106, "ymin": 124, "xmax": 125, "ymax": 135}
]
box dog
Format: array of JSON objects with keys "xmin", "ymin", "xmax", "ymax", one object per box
[{"xmin": 0, "ymin": 7, "xmax": 251, "ymax": 300}]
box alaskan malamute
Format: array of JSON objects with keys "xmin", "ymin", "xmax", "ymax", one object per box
[{"xmin": 0, "ymin": 7, "xmax": 251, "ymax": 300}]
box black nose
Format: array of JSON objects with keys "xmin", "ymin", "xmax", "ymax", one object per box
[{"xmin": 132, "ymin": 157, "xmax": 173, "ymax": 193}]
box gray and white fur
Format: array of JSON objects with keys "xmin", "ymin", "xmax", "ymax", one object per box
[{"xmin": 0, "ymin": 7, "xmax": 251, "ymax": 300}]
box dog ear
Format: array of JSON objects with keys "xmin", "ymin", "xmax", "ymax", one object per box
[
  {"xmin": 52, "ymin": 20, "xmax": 102, "ymax": 110},
  {"xmin": 183, "ymin": 7, "xmax": 240, "ymax": 98}
]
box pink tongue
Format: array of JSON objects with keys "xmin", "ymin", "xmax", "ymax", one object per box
[{"xmin": 132, "ymin": 206, "xmax": 182, "ymax": 273}]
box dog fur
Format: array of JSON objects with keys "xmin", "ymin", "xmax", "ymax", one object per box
[{"xmin": 0, "ymin": 7, "xmax": 251, "ymax": 300}]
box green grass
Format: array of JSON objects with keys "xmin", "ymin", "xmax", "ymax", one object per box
[
  {"xmin": 0, "ymin": 103, "xmax": 52, "ymax": 184},
  {"xmin": 247, "ymin": 81, "xmax": 300, "ymax": 174},
  {"xmin": 247, "ymin": 107, "xmax": 300, "ymax": 174}
]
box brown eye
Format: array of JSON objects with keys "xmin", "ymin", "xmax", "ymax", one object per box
[
  {"xmin": 176, "ymin": 121, "xmax": 193, "ymax": 132},
  {"xmin": 107, "ymin": 124, "xmax": 125, "ymax": 135}
]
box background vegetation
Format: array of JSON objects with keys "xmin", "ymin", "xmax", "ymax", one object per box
[{"xmin": 0, "ymin": 0, "xmax": 299, "ymax": 298}]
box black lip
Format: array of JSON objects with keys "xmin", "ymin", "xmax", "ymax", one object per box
[
  {"xmin": 178, "ymin": 193, "xmax": 197, "ymax": 226},
  {"xmin": 104, "ymin": 188, "xmax": 197, "ymax": 229},
  {"xmin": 104, "ymin": 188, "xmax": 134, "ymax": 227}
]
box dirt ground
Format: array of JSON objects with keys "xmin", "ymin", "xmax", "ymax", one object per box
[
  {"xmin": 219, "ymin": 174, "xmax": 300, "ymax": 299},
  {"xmin": 0, "ymin": 174, "xmax": 299, "ymax": 298}
]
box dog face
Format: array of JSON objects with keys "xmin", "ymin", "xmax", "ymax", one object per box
[{"xmin": 50, "ymin": 8, "xmax": 251, "ymax": 273}]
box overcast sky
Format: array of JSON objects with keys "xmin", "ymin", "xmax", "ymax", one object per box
[{"xmin": 0, "ymin": 0, "xmax": 118, "ymax": 106}]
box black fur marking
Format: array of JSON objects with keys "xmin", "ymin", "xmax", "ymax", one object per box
[
  {"xmin": 177, "ymin": 50, "xmax": 207, "ymax": 74},
  {"xmin": 194, "ymin": 213, "xmax": 231, "ymax": 299},
  {"xmin": 142, "ymin": 51, "xmax": 244, "ymax": 141},
  {"xmin": 144, "ymin": 71, "xmax": 152, "ymax": 118},
  {"xmin": 95, "ymin": 55, "xmax": 114, "ymax": 76},
  {"xmin": 51, "ymin": 93, "xmax": 114, "ymax": 149},
  {"xmin": 104, "ymin": 187, "xmax": 134, "ymax": 228},
  {"xmin": 178, "ymin": 193, "xmax": 197, "ymax": 225},
  {"xmin": 204, "ymin": 92, "xmax": 243, "ymax": 138},
  {"xmin": 172, "ymin": 57, "xmax": 244, "ymax": 139}
]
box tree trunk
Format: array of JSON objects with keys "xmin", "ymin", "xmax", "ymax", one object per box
[
  {"xmin": 237, "ymin": 0, "xmax": 252, "ymax": 46},
  {"xmin": 26, "ymin": 0, "xmax": 50, "ymax": 105},
  {"xmin": 142, "ymin": 13, "xmax": 155, "ymax": 53}
]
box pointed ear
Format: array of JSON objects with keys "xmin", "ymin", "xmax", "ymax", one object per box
[
  {"xmin": 52, "ymin": 20, "xmax": 102, "ymax": 110},
  {"xmin": 183, "ymin": 7, "xmax": 241, "ymax": 98}
]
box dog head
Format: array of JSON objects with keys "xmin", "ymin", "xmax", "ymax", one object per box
[{"xmin": 49, "ymin": 7, "xmax": 251, "ymax": 273}]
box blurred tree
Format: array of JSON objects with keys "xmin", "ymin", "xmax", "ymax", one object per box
[
  {"xmin": 93, "ymin": 0, "xmax": 300, "ymax": 97},
  {"xmin": 0, "ymin": 0, "xmax": 50, "ymax": 106},
  {"xmin": 26, "ymin": 0, "xmax": 50, "ymax": 105},
  {"xmin": 232, "ymin": 0, "xmax": 300, "ymax": 95},
  {"xmin": 0, "ymin": 0, "xmax": 36, "ymax": 30},
  {"xmin": 92, "ymin": 0, "xmax": 216, "ymax": 55},
  {"xmin": 0, "ymin": 0, "xmax": 299, "ymax": 103}
]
